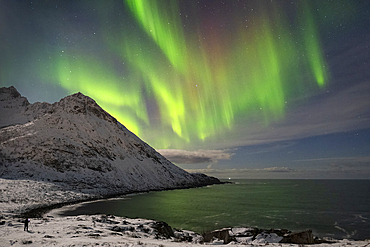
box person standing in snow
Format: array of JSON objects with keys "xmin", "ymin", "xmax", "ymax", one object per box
[{"xmin": 24, "ymin": 218, "xmax": 29, "ymax": 231}]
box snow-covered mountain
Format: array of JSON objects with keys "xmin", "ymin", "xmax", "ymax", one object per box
[{"xmin": 0, "ymin": 86, "xmax": 220, "ymax": 195}]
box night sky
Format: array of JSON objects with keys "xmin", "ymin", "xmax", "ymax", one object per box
[{"xmin": 1, "ymin": 0, "xmax": 369, "ymax": 179}]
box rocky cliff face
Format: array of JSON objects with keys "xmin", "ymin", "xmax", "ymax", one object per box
[{"xmin": 0, "ymin": 86, "xmax": 220, "ymax": 195}]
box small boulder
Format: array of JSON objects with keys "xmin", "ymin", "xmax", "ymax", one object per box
[
  {"xmin": 151, "ymin": 221, "xmax": 174, "ymax": 239},
  {"xmin": 43, "ymin": 235, "xmax": 55, "ymax": 238},
  {"xmin": 280, "ymin": 229, "xmax": 314, "ymax": 244},
  {"xmin": 202, "ymin": 228, "xmax": 234, "ymax": 244}
]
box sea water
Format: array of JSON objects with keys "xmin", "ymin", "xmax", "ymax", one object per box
[{"xmin": 59, "ymin": 179, "xmax": 370, "ymax": 240}]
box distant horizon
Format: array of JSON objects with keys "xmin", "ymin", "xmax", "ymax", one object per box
[{"xmin": 214, "ymin": 177, "xmax": 370, "ymax": 180}]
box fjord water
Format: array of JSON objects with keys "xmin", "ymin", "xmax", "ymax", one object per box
[{"xmin": 60, "ymin": 179, "xmax": 370, "ymax": 240}]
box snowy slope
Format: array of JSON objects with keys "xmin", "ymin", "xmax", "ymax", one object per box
[{"xmin": 0, "ymin": 86, "xmax": 219, "ymax": 213}]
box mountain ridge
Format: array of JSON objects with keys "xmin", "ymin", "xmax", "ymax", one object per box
[{"xmin": 0, "ymin": 86, "xmax": 220, "ymax": 200}]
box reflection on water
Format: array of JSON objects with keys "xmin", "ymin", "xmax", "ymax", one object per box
[{"xmin": 58, "ymin": 179, "xmax": 370, "ymax": 240}]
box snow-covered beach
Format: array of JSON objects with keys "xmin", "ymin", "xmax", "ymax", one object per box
[
  {"xmin": 3, "ymin": 213, "xmax": 370, "ymax": 247},
  {"xmin": 1, "ymin": 178, "xmax": 370, "ymax": 247}
]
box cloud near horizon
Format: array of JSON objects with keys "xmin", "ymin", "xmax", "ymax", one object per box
[
  {"xmin": 157, "ymin": 149, "xmax": 234, "ymax": 164},
  {"xmin": 184, "ymin": 167, "xmax": 296, "ymax": 179},
  {"xmin": 185, "ymin": 167, "xmax": 295, "ymax": 174},
  {"xmin": 295, "ymin": 156, "xmax": 370, "ymax": 171},
  {"xmin": 204, "ymin": 79, "xmax": 370, "ymax": 150},
  {"xmin": 185, "ymin": 156, "xmax": 370, "ymax": 179}
]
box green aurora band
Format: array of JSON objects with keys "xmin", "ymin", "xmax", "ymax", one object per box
[{"xmin": 49, "ymin": 0, "xmax": 330, "ymax": 149}]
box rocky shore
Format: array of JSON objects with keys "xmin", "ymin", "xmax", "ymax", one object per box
[{"xmin": 1, "ymin": 212, "xmax": 370, "ymax": 246}]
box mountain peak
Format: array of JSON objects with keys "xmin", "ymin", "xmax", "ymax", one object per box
[
  {"xmin": 0, "ymin": 86, "xmax": 31, "ymax": 127},
  {"xmin": 0, "ymin": 86, "xmax": 28, "ymax": 103},
  {"xmin": 58, "ymin": 92, "xmax": 117, "ymax": 124}
]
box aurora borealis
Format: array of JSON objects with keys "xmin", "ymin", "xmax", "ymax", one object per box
[{"xmin": 1, "ymin": 0, "xmax": 370, "ymax": 178}]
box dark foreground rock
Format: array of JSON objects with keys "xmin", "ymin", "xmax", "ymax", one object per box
[
  {"xmin": 280, "ymin": 229, "xmax": 314, "ymax": 244},
  {"xmin": 202, "ymin": 227, "xmax": 326, "ymax": 245},
  {"xmin": 150, "ymin": 221, "xmax": 175, "ymax": 239},
  {"xmin": 203, "ymin": 228, "xmax": 234, "ymax": 244}
]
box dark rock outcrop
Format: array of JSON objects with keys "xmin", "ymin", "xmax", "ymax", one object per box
[
  {"xmin": 203, "ymin": 227, "xmax": 319, "ymax": 245},
  {"xmin": 202, "ymin": 228, "xmax": 234, "ymax": 244},
  {"xmin": 151, "ymin": 221, "xmax": 175, "ymax": 239},
  {"xmin": 281, "ymin": 229, "xmax": 315, "ymax": 244}
]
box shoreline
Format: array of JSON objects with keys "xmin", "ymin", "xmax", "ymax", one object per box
[
  {"xmin": 46, "ymin": 197, "xmax": 370, "ymax": 243},
  {"xmin": 0, "ymin": 176, "xmax": 226, "ymax": 218},
  {"xmin": 20, "ymin": 181, "xmax": 230, "ymax": 219}
]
